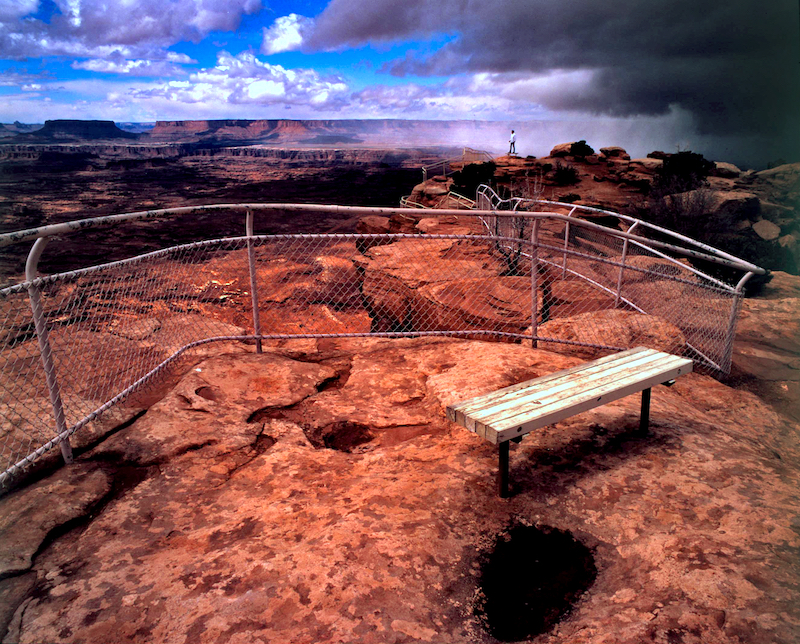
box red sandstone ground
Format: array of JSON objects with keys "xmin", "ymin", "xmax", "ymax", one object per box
[{"xmin": 1, "ymin": 328, "xmax": 798, "ymax": 644}]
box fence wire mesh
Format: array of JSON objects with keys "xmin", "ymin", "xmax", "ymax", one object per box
[{"xmin": 1, "ymin": 204, "xmax": 752, "ymax": 485}]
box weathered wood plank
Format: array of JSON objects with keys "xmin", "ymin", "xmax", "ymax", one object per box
[
  {"xmin": 449, "ymin": 347, "xmax": 650, "ymax": 415},
  {"xmin": 491, "ymin": 359, "xmax": 691, "ymax": 442},
  {"xmin": 466, "ymin": 351, "xmax": 678, "ymax": 424},
  {"xmin": 446, "ymin": 347, "xmax": 692, "ymax": 446}
]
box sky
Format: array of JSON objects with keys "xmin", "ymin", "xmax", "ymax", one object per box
[{"xmin": 0, "ymin": 0, "xmax": 798, "ymax": 166}]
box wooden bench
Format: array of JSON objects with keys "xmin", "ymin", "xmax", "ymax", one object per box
[{"xmin": 446, "ymin": 347, "xmax": 693, "ymax": 497}]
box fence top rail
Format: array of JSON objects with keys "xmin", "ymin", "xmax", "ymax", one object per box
[
  {"xmin": 0, "ymin": 201, "xmax": 765, "ymax": 277},
  {"xmin": 475, "ymin": 185, "xmax": 765, "ymax": 276}
]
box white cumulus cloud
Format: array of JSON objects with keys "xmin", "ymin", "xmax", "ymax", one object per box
[
  {"xmin": 130, "ymin": 51, "xmax": 350, "ymax": 111},
  {"xmin": 261, "ymin": 13, "xmax": 314, "ymax": 55},
  {"xmin": 72, "ymin": 58, "xmax": 180, "ymax": 76}
]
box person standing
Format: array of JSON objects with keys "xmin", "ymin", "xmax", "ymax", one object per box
[{"xmin": 509, "ymin": 130, "xmax": 516, "ymax": 155}]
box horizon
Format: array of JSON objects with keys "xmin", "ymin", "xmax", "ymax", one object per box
[{"xmin": 1, "ymin": 1, "xmax": 798, "ymax": 168}]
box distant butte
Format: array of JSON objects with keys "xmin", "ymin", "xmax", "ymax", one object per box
[{"xmin": 19, "ymin": 119, "xmax": 137, "ymax": 141}]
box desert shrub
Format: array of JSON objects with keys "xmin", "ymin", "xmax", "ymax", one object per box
[
  {"xmin": 510, "ymin": 169, "xmax": 544, "ymax": 201},
  {"xmin": 451, "ymin": 161, "xmax": 496, "ymax": 198},
  {"xmin": 569, "ymin": 140, "xmax": 594, "ymax": 157},
  {"xmin": 652, "ymin": 151, "xmax": 713, "ymax": 196},
  {"xmin": 552, "ymin": 162, "xmax": 579, "ymax": 186},
  {"xmin": 766, "ymin": 158, "xmax": 787, "ymax": 169},
  {"xmin": 647, "ymin": 188, "xmax": 714, "ymax": 235}
]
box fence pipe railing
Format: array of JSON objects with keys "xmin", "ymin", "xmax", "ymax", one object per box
[
  {"xmin": 25, "ymin": 238, "xmax": 73, "ymax": 465},
  {"xmin": 245, "ymin": 210, "xmax": 263, "ymax": 354},
  {"xmin": 615, "ymin": 221, "xmax": 640, "ymax": 307},
  {"xmin": 0, "ymin": 203, "xmax": 767, "ymax": 277},
  {"xmin": 0, "ymin": 206, "xmax": 767, "ymax": 484},
  {"xmin": 522, "ymin": 198, "xmax": 765, "ymax": 275},
  {"xmin": 476, "ymin": 185, "xmax": 766, "ymax": 276},
  {"xmin": 562, "ymin": 206, "xmax": 577, "ymax": 278},
  {"xmin": 530, "ymin": 218, "xmax": 540, "ymax": 348},
  {"xmin": 479, "ymin": 184, "xmax": 746, "ymax": 277},
  {"xmin": 721, "ymin": 271, "xmax": 756, "ymax": 374}
]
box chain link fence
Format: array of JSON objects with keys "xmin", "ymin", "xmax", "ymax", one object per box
[{"xmin": 0, "ymin": 202, "xmax": 763, "ymax": 485}]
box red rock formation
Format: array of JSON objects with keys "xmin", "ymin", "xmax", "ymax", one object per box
[{"xmin": 24, "ymin": 120, "xmax": 137, "ymax": 140}]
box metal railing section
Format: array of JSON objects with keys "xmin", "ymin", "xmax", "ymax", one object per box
[
  {"xmin": 421, "ymin": 147, "xmax": 493, "ymax": 181},
  {"xmin": 475, "ymin": 184, "xmax": 762, "ymax": 375},
  {"xmin": 0, "ymin": 202, "xmax": 764, "ymax": 486}
]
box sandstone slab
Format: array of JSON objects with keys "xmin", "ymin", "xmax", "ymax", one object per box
[
  {"xmin": 537, "ymin": 309, "xmax": 686, "ymax": 359},
  {"xmin": 0, "ymin": 462, "xmax": 112, "ymax": 577},
  {"xmin": 1, "ymin": 338, "xmax": 798, "ymax": 644},
  {"xmin": 752, "ymin": 218, "xmax": 782, "ymax": 241}
]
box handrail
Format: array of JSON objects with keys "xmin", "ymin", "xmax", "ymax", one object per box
[
  {"xmin": 421, "ymin": 148, "xmax": 493, "ymax": 181},
  {"xmin": 474, "ymin": 185, "xmax": 765, "ymax": 276},
  {"xmin": 0, "ymin": 202, "xmax": 765, "ymax": 278},
  {"xmin": 447, "ymin": 191, "xmax": 476, "ymax": 209},
  {"xmin": 400, "ymin": 196, "xmax": 426, "ymax": 209}
]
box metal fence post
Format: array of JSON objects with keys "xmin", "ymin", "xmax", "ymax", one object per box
[
  {"xmin": 246, "ymin": 210, "xmax": 263, "ymax": 354},
  {"xmin": 615, "ymin": 221, "xmax": 639, "ymax": 307},
  {"xmin": 562, "ymin": 206, "xmax": 577, "ymax": 278},
  {"xmin": 25, "ymin": 237, "xmax": 73, "ymax": 464},
  {"xmin": 531, "ymin": 217, "xmax": 540, "ymax": 348},
  {"xmin": 721, "ymin": 271, "xmax": 754, "ymax": 374}
]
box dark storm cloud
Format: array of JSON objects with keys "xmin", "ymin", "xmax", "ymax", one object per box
[{"xmin": 307, "ymin": 0, "xmax": 800, "ymax": 138}]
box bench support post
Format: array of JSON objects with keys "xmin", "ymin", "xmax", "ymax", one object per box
[
  {"xmin": 498, "ymin": 442, "xmax": 510, "ymax": 498},
  {"xmin": 639, "ymin": 387, "xmax": 651, "ymax": 434}
]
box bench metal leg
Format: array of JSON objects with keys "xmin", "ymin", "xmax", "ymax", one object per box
[
  {"xmin": 498, "ymin": 442, "xmax": 510, "ymax": 498},
  {"xmin": 639, "ymin": 387, "xmax": 651, "ymax": 434}
]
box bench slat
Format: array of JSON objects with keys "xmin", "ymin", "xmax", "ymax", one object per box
[
  {"xmin": 447, "ymin": 348, "xmax": 692, "ymax": 445},
  {"xmin": 460, "ymin": 349, "xmax": 672, "ymax": 424},
  {"xmin": 491, "ymin": 357, "xmax": 691, "ymax": 442},
  {"xmin": 448, "ymin": 348, "xmax": 653, "ymax": 431},
  {"xmin": 448, "ymin": 346, "xmax": 650, "ymax": 417},
  {"xmin": 477, "ymin": 352, "xmax": 684, "ymax": 427}
]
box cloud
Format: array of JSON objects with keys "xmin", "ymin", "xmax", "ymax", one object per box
[
  {"xmin": 70, "ymin": 51, "xmax": 196, "ymax": 76},
  {"xmin": 129, "ymin": 51, "xmax": 350, "ymax": 110},
  {"xmin": 0, "ymin": 0, "xmax": 263, "ymax": 59},
  {"xmin": 306, "ymin": 0, "xmax": 800, "ymax": 141},
  {"xmin": 0, "ymin": 69, "xmax": 52, "ymax": 87},
  {"xmin": 307, "ymin": 0, "xmax": 440, "ymax": 49},
  {"xmin": 0, "ymin": 0, "xmax": 38, "ymax": 21},
  {"xmin": 71, "ymin": 58, "xmax": 188, "ymax": 76},
  {"xmin": 261, "ymin": 13, "xmax": 314, "ymax": 55}
]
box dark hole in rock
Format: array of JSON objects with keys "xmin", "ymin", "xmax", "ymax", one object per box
[
  {"xmin": 195, "ymin": 386, "xmax": 220, "ymax": 401},
  {"xmin": 476, "ymin": 523, "xmax": 597, "ymax": 642},
  {"xmin": 246, "ymin": 408, "xmax": 284, "ymax": 423},
  {"xmin": 253, "ymin": 433, "xmax": 276, "ymax": 454},
  {"xmin": 318, "ymin": 421, "xmax": 374, "ymax": 452}
]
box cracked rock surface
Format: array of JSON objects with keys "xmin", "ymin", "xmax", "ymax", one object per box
[{"xmin": 1, "ymin": 338, "xmax": 799, "ymax": 644}]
